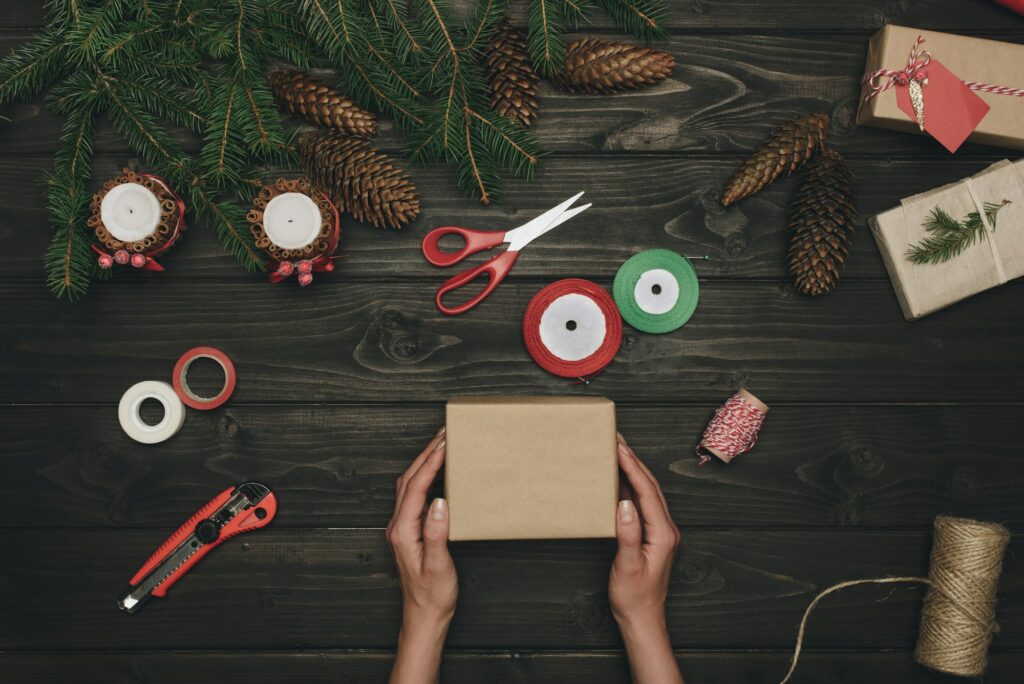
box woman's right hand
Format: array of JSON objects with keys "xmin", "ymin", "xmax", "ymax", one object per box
[{"xmin": 610, "ymin": 433, "xmax": 684, "ymax": 683}]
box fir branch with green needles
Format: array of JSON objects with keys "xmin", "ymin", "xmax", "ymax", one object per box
[
  {"xmin": 905, "ymin": 200, "xmax": 1012, "ymax": 265},
  {"xmin": 1, "ymin": 0, "xmax": 670, "ymax": 299}
]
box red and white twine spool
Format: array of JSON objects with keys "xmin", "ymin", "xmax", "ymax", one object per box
[
  {"xmin": 696, "ymin": 389, "xmax": 769, "ymax": 464},
  {"xmin": 523, "ymin": 279, "xmax": 622, "ymax": 379}
]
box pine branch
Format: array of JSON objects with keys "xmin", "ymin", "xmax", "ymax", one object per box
[
  {"xmin": 45, "ymin": 99, "xmax": 98, "ymax": 299},
  {"xmin": 906, "ymin": 200, "xmax": 1011, "ymax": 265},
  {"xmin": 0, "ymin": 28, "xmax": 68, "ymax": 101},
  {"xmin": 527, "ymin": 0, "xmax": 566, "ymax": 76},
  {"xmin": 594, "ymin": 0, "xmax": 667, "ymax": 38}
]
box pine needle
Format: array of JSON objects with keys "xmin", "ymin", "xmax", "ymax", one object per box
[{"xmin": 905, "ymin": 200, "xmax": 1012, "ymax": 265}]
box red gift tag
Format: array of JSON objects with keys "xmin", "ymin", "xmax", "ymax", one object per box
[{"xmin": 895, "ymin": 58, "xmax": 990, "ymax": 153}]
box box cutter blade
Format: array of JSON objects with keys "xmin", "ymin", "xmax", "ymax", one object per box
[{"xmin": 118, "ymin": 482, "xmax": 278, "ymax": 614}]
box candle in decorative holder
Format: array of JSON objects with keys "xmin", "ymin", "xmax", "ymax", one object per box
[
  {"xmin": 247, "ymin": 178, "xmax": 340, "ymax": 286},
  {"xmin": 88, "ymin": 168, "xmax": 186, "ymax": 272}
]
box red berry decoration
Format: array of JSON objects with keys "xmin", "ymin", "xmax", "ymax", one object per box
[
  {"xmin": 914, "ymin": 68, "xmax": 928, "ymax": 81},
  {"xmin": 298, "ymin": 273, "xmax": 313, "ymax": 287},
  {"xmin": 114, "ymin": 249, "xmax": 130, "ymax": 265},
  {"xmin": 97, "ymin": 254, "xmax": 114, "ymax": 269},
  {"xmin": 297, "ymin": 260, "xmax": 313, "ymax": 275},
  {"xmin": 276, "ymin": 261, "xmax": 295, "ymax": 277},
  {"xmin": 130, "ymin": 253, "xmax": 147, "ymax": 268},
  {"xmin": 895, "ymin": 72, "xmax": 910, "ymax": 86}
]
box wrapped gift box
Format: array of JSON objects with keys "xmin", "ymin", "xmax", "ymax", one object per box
[
  {"xmin": 857, "ymin": 25, "xmax": 1024, "ymax": 150},
  {"xmin": 870, "ymin": 158, "xmax": 1024, "ymax": 320},
  {"xmin": 445, "ymin": 396, "xmax": 618, "ymax": 541}
]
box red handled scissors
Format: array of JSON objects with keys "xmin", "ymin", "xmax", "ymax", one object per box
[{"xmin": 422, "ymin": 192, "xmax": 592, "ymax": 315}]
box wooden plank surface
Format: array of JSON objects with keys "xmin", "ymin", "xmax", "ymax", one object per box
[
  {"xmin": 2, "ymin": 279, "xmax": 1022, "ymax": 404},
  {"xmin": 0, "ymin": 155, "xmax": 1010, "ymax": 281},
  {"xmin": 4, "ymin": 650, "xmax": 1023, "ymax": 684},
  {"xmin": 1, "ymin": 404, "xmax": 1020, "ymax": 530},
  {"xmin": 2, "ymin": 0, "xmax": 1022, "ymax": 681},
  {"xmin": 2, "ymin": 528, "xmax": 1021, "ymax": 650},
  {"xmin": 2, "ymin": 33, "xmax": 1022, "ymax": 159},
  {"xmin": 1, "ymin": 0, "xmax": 1019, "ymax": 31}
]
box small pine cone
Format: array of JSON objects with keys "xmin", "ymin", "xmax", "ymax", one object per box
[
  {"xmin": 721, "ymin": 112, "xmax": 830, "ymax": 207},
  {"xmin": 485, "ymin": 20, "xmax": 539, "ymax": 126},
  {"xmin": 299, "ymin": 131, "xmax": 420, "ymax": 230},
  {"xmin": 552, "ymin": 38, "xmax": 674, "ymax": 94},
  {"xmin": 787, "ymin": 149, "xmax": 857, "ymax": 296},
  {"xmin": 268, "ymin": 69, "xmax": 377, "ymax": 138}
]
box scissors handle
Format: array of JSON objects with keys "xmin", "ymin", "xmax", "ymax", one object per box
[
  {"xmin": 436, "ymin": 250, "xmax": 519, "ymax": 316},
  {"xmin": 422, "ymin": 226, "xmax": 506, "ymax": 267}
]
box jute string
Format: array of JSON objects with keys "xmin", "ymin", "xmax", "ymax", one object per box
[{"xmin": 780, "ymin": 515, "xmax": 1009, "ymax": 683}]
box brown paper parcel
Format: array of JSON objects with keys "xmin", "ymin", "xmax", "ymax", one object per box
[
  {"xmin": 856, "ymin": 25, "xmax": 1024, "ymax": 150},
  {"xmin": 870, "ymin": 158, "xmax": 1024, "ymax": 320},
  {"xmin": 445, "ymin": 396, "xmax": 618, "ymax": 541}
]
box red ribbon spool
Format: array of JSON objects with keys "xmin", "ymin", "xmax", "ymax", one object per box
[{"xmin": 522, "ymin": 279, "xmax": 622, "ymax": 379}]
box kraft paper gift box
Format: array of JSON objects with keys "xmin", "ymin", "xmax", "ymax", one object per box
[
  {"xmin": 856, "ymin": 25, "xmax": 1024, "ymax": 151},
  {"xmin": 870, "ymin": 158, "xmax": 1024, "ymax": 320},
  {"xmin": 445, "ymin": 396, "xmax": 618, "ymax": 541}
]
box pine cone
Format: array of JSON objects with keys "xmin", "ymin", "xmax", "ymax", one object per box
[
  {"xmin": 552, "ymin": 38, "xmax": 674, "ymax": 94},
  {"xmin": 268, "ymin": 69, "xmax": 377, "ymax": 138},
  {"xmin": 299, "ymin": 131, "xmax": 420, "ymax": 230},
  {"xmin": 484, "ymin": 21, "xmax": 539, "ymax": 126},
  {"xmin": 720, "ymin": 112, "xmax": 830, "ymax": 207},
  {"xmin": 787, "ymin": 149, "xmax": 857, "ymax": 296}
]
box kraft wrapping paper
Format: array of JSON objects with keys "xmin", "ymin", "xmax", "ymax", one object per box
[
  {"xmin": 445, "ymin": 396, "xmax": 618, "ymax": 541},
  {"xmin": 870, "ymin": 158, "xmax": 1024, "ymax": 320},
  {"xmin": 857, "ymin": 25, "xmax": 1024, "ymax": 150}
]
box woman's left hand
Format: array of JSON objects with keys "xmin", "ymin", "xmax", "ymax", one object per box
[{"xmin": 386, "ymin": 427, "xmax": 457, "ymax": 629}]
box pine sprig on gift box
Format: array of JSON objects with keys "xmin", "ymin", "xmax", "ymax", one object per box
[{"xmin": 905, "ymin": 200, "xmax": 1012, "ymax": 265}]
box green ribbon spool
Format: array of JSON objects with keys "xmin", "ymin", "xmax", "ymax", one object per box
[{"xmin": 613, "ymin": 249, "xmax": 699, "ymax": 333}]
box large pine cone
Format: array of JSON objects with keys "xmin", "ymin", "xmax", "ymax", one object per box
[
  {"xmin": 787, "ymin": 149, "xmax": 857, "ymax": 296},
  {"xmin": 552, "ymin": 38, "xmax": 674, "ymax": 94},
  {"xmin": 299, "ymin": 131, "xmax": 419, "ymax": 230},
  {"xmin": 721, "ymin": 112, "xmax": 830, "ymax": 207},
  {"xmin": 484, "ymin": 20, "xmax": 539, "ymax": 126},
  {"xmin": 268, "ymin": 70, "xmax": 377, "ymax": 138}
]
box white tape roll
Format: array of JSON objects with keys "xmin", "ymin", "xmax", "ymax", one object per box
[
  {"xmin": 633, "ymin": 268, "xmax": 680, "ymax": 315},
  {"xmin": 118, "ymin": 380, "xmax": 186, "ymax": 444},
  {"xmin": 538, "ymin": 292, "xmax": 608, "ymax": 361}
]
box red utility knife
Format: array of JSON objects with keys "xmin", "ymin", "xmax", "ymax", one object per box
[{"xmin": 118, "ymin": 482, "xmax": 278, "ymax": 614}]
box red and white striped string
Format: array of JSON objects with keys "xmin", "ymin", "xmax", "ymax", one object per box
[
  {"xmin": 696, "ymin": 391, "xmax": 767, "ymax": 464},
  {"xmin": 861, "ymin": 35, "xmax": 1024, "ymax": 103}
]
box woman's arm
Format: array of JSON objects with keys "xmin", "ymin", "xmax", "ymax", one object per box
[
  {"xmin": 610, "ymin": 433, "xmax": 685, "ymax": 684},
  {"xmin": 386, "ymin": 428, "xmax": 457, "ymax": 684}
]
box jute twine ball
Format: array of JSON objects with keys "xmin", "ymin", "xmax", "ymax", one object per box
[{"xmin": 915, "ymin": 515, "xmax": 1010, "ymax": 677}]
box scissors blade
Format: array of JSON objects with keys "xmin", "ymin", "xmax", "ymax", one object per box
[{"xmin": 505, "ymin": 192, "xmax": 588, "ymax": 251}]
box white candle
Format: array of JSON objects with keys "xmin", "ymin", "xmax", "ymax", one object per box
[
  {"xmin": 100, "ymin": 182, "xmax": 162, "ymax": 242},
  {"xmin": 262, "ymin": 192, "xmax": 321, "ymax": 250}
]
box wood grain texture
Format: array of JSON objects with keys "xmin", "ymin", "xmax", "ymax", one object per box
[
  {"xmin": 4, "ymin": 650, "xmax": 1024, "ymax": 684},
  {"xmin": 1, "ymin": 279, "xmax": 1022, "ymax": 404},
  {"xmin": 2, "ymin": 528, "xmax": 1020, "ymax": 650},
  {"xmin": 0, "ymin": 0, "xmax": 1018, "ymax": 31},
  {"xmin": 2, "ymin": 404, "xmax": 1021, "ymax": 530},
  {"xmin": 2, "ymin": 33, "xmax": 1021, "ymax": 158},
  {"xmin": 0, "ymin": 155, "xmax": 1011, "ymax": 281}
]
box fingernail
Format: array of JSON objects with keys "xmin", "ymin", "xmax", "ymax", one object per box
[
  {"xmin": 438, "ymin": 426, "xmax": 446, "ymax": 435},
  {"xmin": 618, "ymin": 500, "xmax": 635, "ymax": 523},
  {"xmin": 432, "ymin": 439, "xmax": 446, "ymax": 452},
  {"xmin": 431, "ymin": 497, "xmax": 448, "ymax": 520},
  {"xmin": 618, "ymin": 443, "xmax": 629, "ymax": 454}
]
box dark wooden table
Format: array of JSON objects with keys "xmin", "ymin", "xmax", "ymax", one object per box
[{"xmin": 2, "ymin": 2, "xmax": 1023, "ymax": 682}]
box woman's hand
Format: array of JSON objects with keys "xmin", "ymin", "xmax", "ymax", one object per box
[
  {"xmin": 387, "ymin": 428, "xmax": 456, "ymax": 684},
  {"xmin": 610, "ymin": 433, "xmax": 684, "ymax": 684}
]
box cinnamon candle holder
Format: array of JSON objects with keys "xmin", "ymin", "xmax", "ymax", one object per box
[{"xmin": 247, "ymin": 177, "xmax": 341, "ymax": 286}]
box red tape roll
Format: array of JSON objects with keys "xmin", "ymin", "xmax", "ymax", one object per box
[
  {"xmin": 172, "ymin": 347, "xmax": 237, "ymax": 410},
  {"xmin": 523, "ymin": 279, "xmax": 622, "ymax": 378}
]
